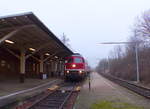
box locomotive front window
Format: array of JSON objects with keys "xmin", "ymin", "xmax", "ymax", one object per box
[
  {"xmin": 67, "ymin": 58, "xmax": 73, "ymax": 63},
  {"xmin": 74, "ymin": 58, "xmax": 83, "ymax": 63}
]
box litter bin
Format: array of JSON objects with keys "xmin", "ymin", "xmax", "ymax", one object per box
[
  {"xmin": 40, "ymin": 73, "xmax": 47, "ymax": 79},
  {"xmin": 42, "ymin": 74, "xmax": 47, "ymax": 79}
]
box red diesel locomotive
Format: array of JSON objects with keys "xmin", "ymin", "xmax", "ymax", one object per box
[{"xmin": 64, "ymin": 53, "xmax": 88, "ymax": 81}]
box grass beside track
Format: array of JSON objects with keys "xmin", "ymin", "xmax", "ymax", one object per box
[{"xmin": 90, "ymin": 100, "xmax": 143, "ymax": 109}]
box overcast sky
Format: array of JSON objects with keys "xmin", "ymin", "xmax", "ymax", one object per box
[{"xmin": 0, "ymin": 0, "xmax": 150, "ymax": 67}]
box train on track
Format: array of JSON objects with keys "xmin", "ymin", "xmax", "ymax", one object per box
[{"xmin": 64, "ymin": 53, "xmax": 90, "ymax": 81}]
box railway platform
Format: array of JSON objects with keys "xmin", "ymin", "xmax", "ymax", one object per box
[
  {"xmin": 0, "ymin": 12, "xmax": 74, "ymax": 108},
  {"xmin": 0, "ymin": 78, "xmax": 63, "ymax": 107},
  {"xmin": 74, "ymin": 72, "xmax": 150, "ymax": 109}
]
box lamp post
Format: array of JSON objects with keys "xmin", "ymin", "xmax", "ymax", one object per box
[
  {"xmin": 135, "ymin": 43, "xmax": 140, "ymax": 83},
  {"xmin": 98, "ymin": 41, "xmax": 140, "ymax": 83}
]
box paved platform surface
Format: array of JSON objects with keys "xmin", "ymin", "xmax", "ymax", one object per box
[
  {"xmin": 74, "ymin": 72, "xmax": 150, "ymax": 109},
  {"xmin": 0, "ymin": 78, "xmax": 63, "ymax": 107},
  {"xmin": 0, "ymin": 78, "xmax": 60, "ymax": 96}
]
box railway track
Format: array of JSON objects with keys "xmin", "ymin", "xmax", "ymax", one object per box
[
  {"xmin": 101, "ymin": 73, "xmax": 150, "ymax": 99},
  {"xmin": 29, "ymin": 90, "xmax": 72, "ymax": 109},
  {"xmin": 16, "ymin": 83, "xmax": 81, "ymax": 109}
]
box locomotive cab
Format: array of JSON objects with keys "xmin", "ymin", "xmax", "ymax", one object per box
[{"xmin": 65, "ymin": 54, "xmax": 86, "ymax": 81}]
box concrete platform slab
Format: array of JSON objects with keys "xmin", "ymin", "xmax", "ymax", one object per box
[{"xmin": 74, "ymin": 72, "xmax": 150, "ymax": 109}]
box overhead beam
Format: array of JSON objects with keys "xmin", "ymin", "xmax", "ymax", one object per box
[
  {"xmin": 0, "ymin": 29, "xmax": 19, "ymax": 44},
  {"xmin": 5, "ymin": 48, "xmax": 20, "ymax": 59},
  {"xmin": 25, "ymin": 42, "xmax": 51, "ymax": 59},
  {"xmin": 98, "ymin": 41, "xmax": 145, "ymax": 45},
  {"xmin": 31, "ymin": 55, "xmax": 40, "ymax": 62},
  {"xmin": 43, "ymin": 50, "xmax": 63, "ymax": 62},
  {"xmin": 0, "ymin": 24, "xmax": 35, "ymax": 45}
]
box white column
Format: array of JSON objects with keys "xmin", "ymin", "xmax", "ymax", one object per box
[
  {"xmin": 20, "ymin": 50, "xmax": 26, "ymax": 83},
  {"xmin": 55, "ymin": 61, "xmax": 57, "ymax": 72},
  {"xmin": 61, "ymin": 61, "xmax": 65, "ymax": 75},
  {"xmin": 20, "ymin": 51, "xmax": 25, "ymax": 74},
  {"xmin": 59, "ymin": 61, "xmax": 62, "ymax": 72},
  {"xmin": 51, "ymin": 61, "xmax": 54, "ymax": 72},
  {"xmin": 59, "ymin": 61, "xmax": 62, "ymax": 76},
  {"xmin": 51, "ymin": 61, "xmax": 54, "ymax": 77},
  {"xmin": 40, "ymin": 55, "xmax": 44, "ymax": 73}
]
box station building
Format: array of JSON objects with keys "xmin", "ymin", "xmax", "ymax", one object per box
[{"xmin": 0, "ymin": 12, "xmax": 73, "ymax": 83}]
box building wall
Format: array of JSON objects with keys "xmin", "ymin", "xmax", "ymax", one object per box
[
  {"xmin": 0, "ymin": 48, "xmax": 19, "ymax": 79},
  {"xmin": 0, "ymin": 48, "xmax": 65, "ymax": 80}
]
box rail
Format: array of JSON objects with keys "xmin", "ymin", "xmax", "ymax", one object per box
[
  {"xmin": 21, "ymin": 83, "xmax": 79, "ymax": 109},
  {"xmin": 100, "ymin": 73, "xmax": 150, "ymax": 99}
]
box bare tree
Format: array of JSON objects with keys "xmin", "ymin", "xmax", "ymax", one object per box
[
  {"xmin": 96, "ymin": 9, "xmax": 150, "ymax": 84},
  {"xmin": 61, "ymin": 33, "xmax": 70, "ymax": 47},
  {"xmin": 134, "ymin": 10, "xmax": 150, "ymax": 42},
  {"xmin": 96, "ymin": 59, "xmax": 109, "ymax": 73}
]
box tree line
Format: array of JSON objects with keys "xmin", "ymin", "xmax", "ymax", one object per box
[{"xmin": 96, "ymin": 10, "xmax": 150, "ymax": 84}]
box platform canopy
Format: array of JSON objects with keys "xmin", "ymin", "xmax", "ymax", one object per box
[{"xmin": 0, "ymin": 12, "xmax": 73, "ymax": 60}]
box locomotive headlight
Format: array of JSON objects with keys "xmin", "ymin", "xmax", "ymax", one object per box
[
  {"xmin": 79, "ymin": 70, "xmax": 82, "ymax": 74},
  {"xmin": 72, "ymin": 64, "xmax": 76, "ymax": 68},
  {"xmin": 66, "ymin": 71, "xmax": 70, "ymax": 74}
]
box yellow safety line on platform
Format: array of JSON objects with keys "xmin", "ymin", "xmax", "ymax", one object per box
[
  {"xmin": 75, "ymin": 86, "xmax": 81, "ymax": 91},
  {"xmin": 47, "ymin": 85, "xmax": 59, "ymax": 91},
  {"xmin": 0, "ymin": 80, "xmax": 58, "ymax": 100}
]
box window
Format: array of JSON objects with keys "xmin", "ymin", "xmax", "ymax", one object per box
[
  {"xmin": 66, "ymin": 58, "xmax": 73, "ymax": 63},
  {"xmin": 74, "ymin": 58, "xmax": 83, "ymax": 63}
]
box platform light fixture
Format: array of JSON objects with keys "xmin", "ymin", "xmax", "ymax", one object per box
[
  {"xmin": 25, "ymin": 16, "xmax": 28, "ymax": 18},
  {"xmin": 5, "ymin": 40, "xmax": 14, "ymax": 44},
  {"xmin": 29, "ymin": 48, "xmax": 36, "ymax": 51},
  {"xmin": 55, "ymin": 56, "xmax": 58, "ymax": 58},
  {"xmin": 13, "ymin": 17, "xmax": 17, "ymax": 20},
  {"xmin": 45, "ymin": 53, "xmax": 50, "ymax": 56}
]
